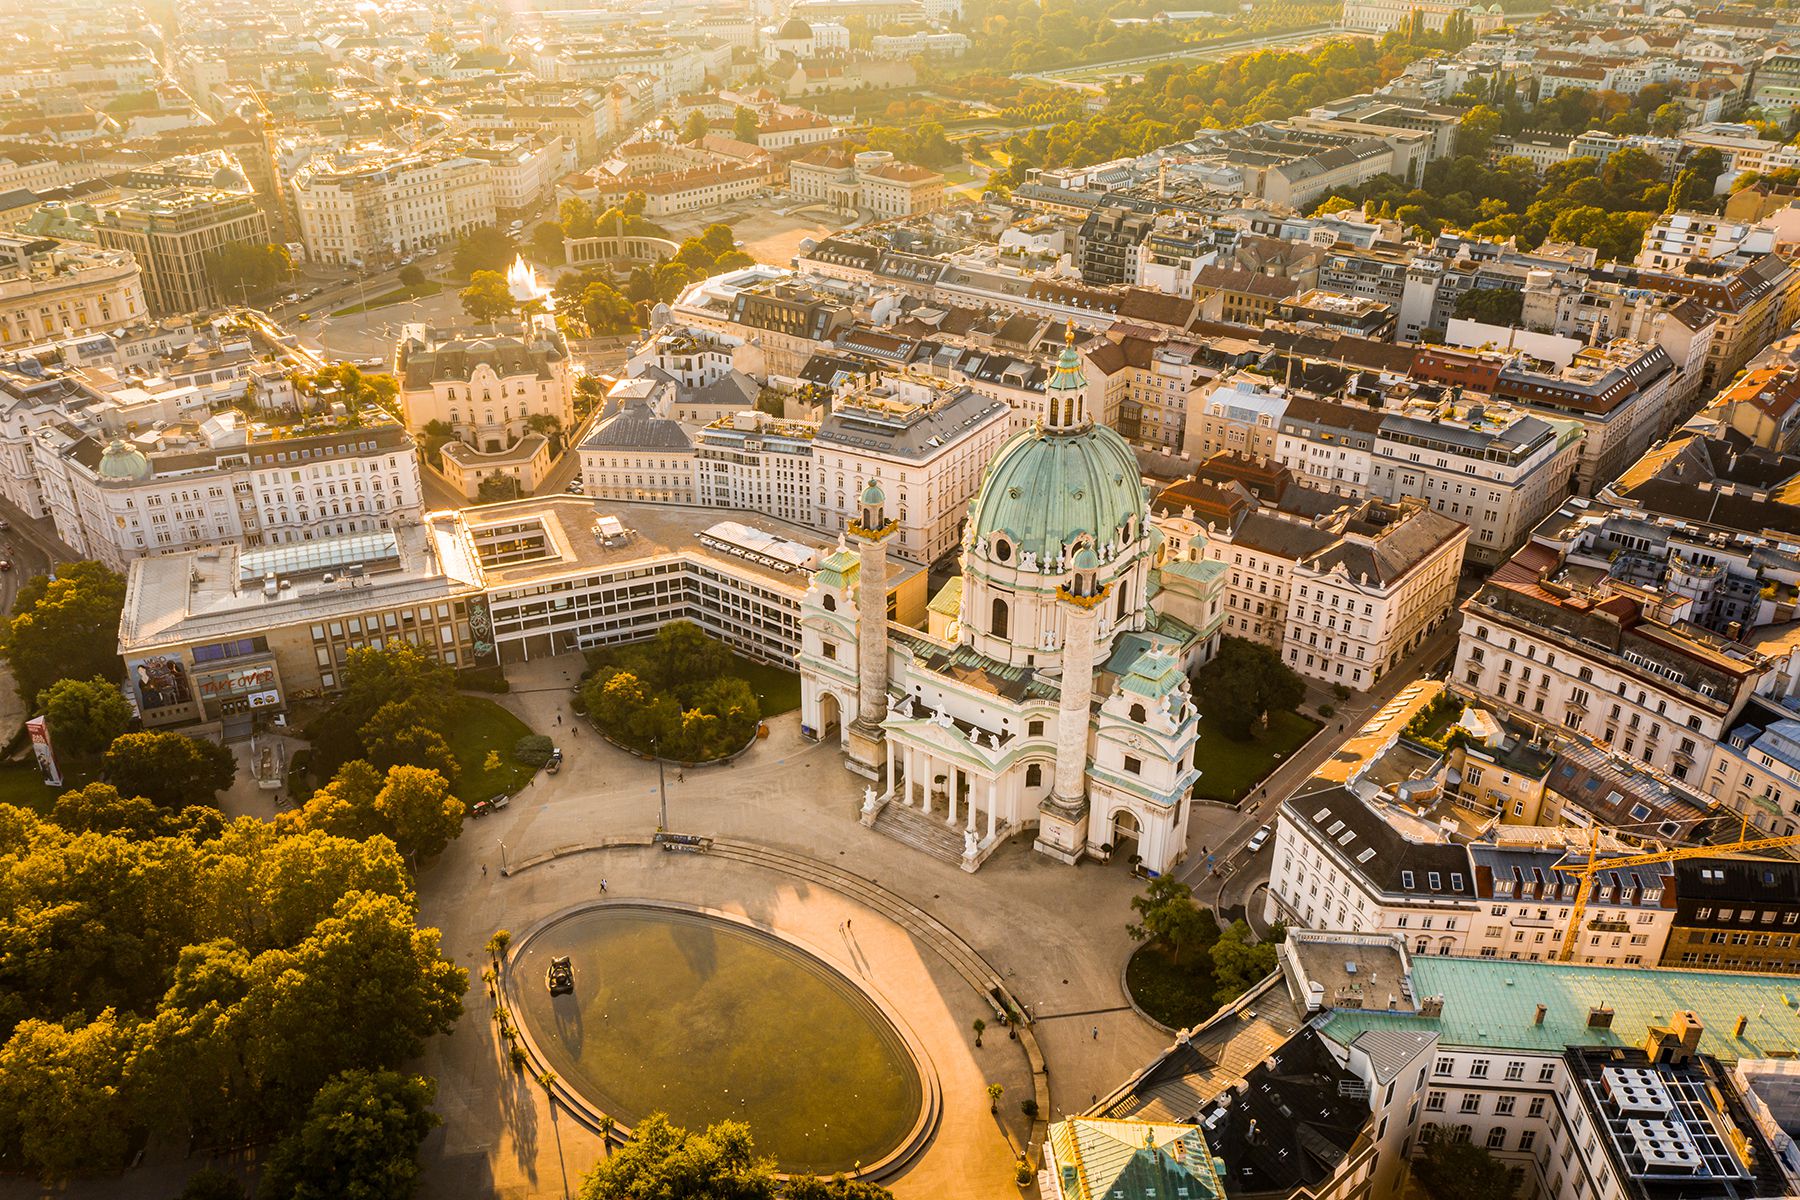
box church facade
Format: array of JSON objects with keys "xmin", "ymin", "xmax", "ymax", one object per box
[{"xmin": 797, "ymin": 336, "xmax": 1227, "ymax": 874}]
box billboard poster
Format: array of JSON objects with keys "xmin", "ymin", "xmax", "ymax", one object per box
[
  {"xmin": 25, "ymin": 716, "xmax": 59, "ymax": 787},
  {"xmin": 467, "ymin": 594, "xmax": 498, "ymax": 666},
  {"xmin": 130, "ymin": 655, "xmax": 193, "ymax": 713}
]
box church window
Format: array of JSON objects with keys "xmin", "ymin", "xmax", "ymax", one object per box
[
  {"xmin": 822, "ymin": 642, "xmax": 837, "ymax": 660},
  {"xmin": 1123, "ymin": 756, "xmax": 1142, "ymax": 776},
  {"xmin": 991, "ymin": 536, "xmax": 1011, "ymax": 563},
  {"xmin": 822, "ymin": 594, "xmax": 836, "ymax": 612},
  {"xmin": 1026, "ymin": 763, "xmax": 1042, "ymax": 787},
  {"xmin": 1028, "ymin": 719, "xmax": 1044, "ymax": 736},
  {"xmin": 1129, "ymin": 703, "xmax": 1146, "ymax": 723},
  {"xmin": 991, "ymin": 597, "xmax": 1009, "ymax": 639}
]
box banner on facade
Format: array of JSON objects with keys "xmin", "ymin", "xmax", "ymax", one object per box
[{"xmin": 25, "ymin": 716, "xmax": 60, "ymax": 787}]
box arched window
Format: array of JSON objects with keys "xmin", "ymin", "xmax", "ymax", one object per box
[
  {"xmin": 822, "ymin": 593, "xmax": 836, "ymax": 611},
  {"xmin": 1025, "ymin": 763, "xmax": 1042, "ymax": 788},
  {"xmin": 991, "ymin": 597, "xmax": 1009, "ymax": 639},
  {"xmin": 1117, "ymin": 581, "xmax": 1130, "ymax": 621},
  {"xmin": 1129, "ymin": 703, "xmax": 1146, "ymax": 723}
]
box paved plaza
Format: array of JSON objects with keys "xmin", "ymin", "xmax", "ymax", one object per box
[{"xmin": 410, "ymin": 652, "xmax": 1238, "ymax": 1200}]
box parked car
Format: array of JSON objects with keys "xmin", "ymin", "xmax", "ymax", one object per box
[
  {"xmin": 0, "ymin": 518, "xmax": 13, "ymax": 531},
  {"xmin": 1245, "ymin": 825, "xmax": 1271, "ymax": 854},
  {"xmin": 546, "ymin": 955, "xmax": 574, "ymax": 996},
  {"xmin": 546, "ymin": 748, "xmax": 563, "ymax": 774},
  {"xmin": 566, "ymin": 479, "xmax": 585, "ymax": 494},
  {"xmin": 0, "ymin": 560, "xmax": 13, "ymax": 572}
]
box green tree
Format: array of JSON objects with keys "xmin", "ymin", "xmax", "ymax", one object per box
[
  {"xmin": 577, "ymin": 1113, "xmax": 777, "ymax": 1200},
  {"xmin": 580, "ymin": 281, "xmax": 635, "ymax": 335},
  {"xmin": 418, "ymin": 419, "xmax": 456, "ymax": 469},
  {"xmin": 41, "ymin": 675, "xmax": 132, "ymax": 759},
  {"xmin": 560, "ymin": 197, "xmax": 598, "ymax": 240},
  {"xmin": 207, "ymin": 241, "xmax": 293, "ymax": 302},
  {"xmin": 529, "ymin": 220, "xmax": 566, "ymax": 264},
  {"xmin": 177, "ymin": 1167, "xmax": 248, "ymax": 1200},
  {"xmin": 460, "ymin": 270, "xmax": 514, "ymax": 322},
  {"xmin": 49, "ymin": 782, "xmax": 169, "ymax": 839},
  {"xmin": 1450, "ymin": 286, "xmax": 1524, "ymax": 326},
  {"xmin": 0, "ymin": 1009, "xmax": 138, "ymax": 1177},
  {"xmin": 451, "ymin": 226, "xmax": 516, "ymax": 279},
  {"xmin": 373, "ymin": 765, "xmax": 463, "ymax": 859},
  {"xmin": 1193, "ymin": 637, "xmax": 1305, "ymax": 740},
  {"xmin": 103, "ymin": 731, "xmax": 237, "ymax": 810},
  {"xmin": 302, "ymin": 644, "xmax": 454, "ymax": 777},
  {"xmin": 0, "ymin": 560, "xmax": 127, "ymax": 707},
  {"xmin": 397, "ymin": 264, "xmax": 425, "ymax": 289},
  {"xmin": 682, "ymin": 110, "xmax": 709, "ymax": 143},
  {"xmin": 291, "ymin": 759, "xmax": 385, "ymax": 842},
  {"xmin": 1456, "ymin": 105, "xmax": 1502, "ymax": 158},
  {"xmin": 733, "ymin": 106, "xmax": 759, "ymax": 142},
  {"xmin": 477, "ymin": 474, "xmax": 522, "ymax": 503},
  {"xmin": 1127, "ymin": 875, "xmax": 1220, "ymax": 964},
  {"xmin": 785, "ymin": 1177, "xmax": 895, "ymax": 1200},
  {"xmin": 362, "ymin": 700, "xmax": 460, "ymax": 791},
  {"xmin": 240, "ymin": 892, "xmax": 464, "ymax": 1122},
  {"xmin": 525, "ymin": 412, "xmax": 565, "ymax": 455},
  {"xmin": 1210, "ymin": 920, "xmax": 1284, "ymax": 1005},
  {"xmin": 1412, "ymin": 1137, "xmax": 1516, "ymax": 1200},
  {"xmin": 260, "ymin": 1070, "xmax": 439, "ymax": 1200}
]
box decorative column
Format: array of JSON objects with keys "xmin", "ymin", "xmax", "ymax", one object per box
[
  {"xmin": 986, "ymin": 778, "xmax": 998, "ymax": 841},
  {"xmin": 1035, "ymin": 546, "xmax": 1107, "ymax": 866},
  {"xmin": 919, "ymin": 754, "xmax": 932, "ymax": 816},
  {"xmin": 844, "ymin": 479, "xmax": 897, "ymax": 780}
]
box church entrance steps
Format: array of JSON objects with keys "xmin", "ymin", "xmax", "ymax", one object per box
[{"xmin": 872, "ymin": 797, "xmax": 977, "ymax": 868}]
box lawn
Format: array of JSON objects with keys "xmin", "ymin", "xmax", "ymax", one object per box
[
  {"xmin": 1125, "ymin": 942, "xmax": 1219, "ymax": 1031},
  {"xmin": 1191, "ymin": 708, "xmax": 1320, "ymax": 803},
  {"xmin": 0, "ymin": 763, "xmax": 64, "ymax": 815},
  {"xmin": 442, "ymin": 694, "xmax": 538, "ymax": 802},
  {"xmin": 332, "ymin": 280, "xmax": 443, "ymax": 316},
  {"xmin": 730, "ymin": 653, "xmax": 802, "ymax": 715}
]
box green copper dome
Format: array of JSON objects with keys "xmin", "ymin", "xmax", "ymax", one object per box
[
  {"xmin": 97, "ymin": 438, "xmax": 151, "ymax": 481},
  {"xmin": 969, "ymin": 423, "xmax": 1146, "ymax": 566},
  {"xmin": 860, "ymin": 479, "xmax": 885, "ymax": 507}
]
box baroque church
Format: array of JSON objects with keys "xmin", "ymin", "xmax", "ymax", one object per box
[{"xmin": 798, "ymin": 333, "xmax": 1227, "ymax": 874}]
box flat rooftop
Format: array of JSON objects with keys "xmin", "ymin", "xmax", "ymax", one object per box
[{"xmin": 121, "ymin": 497, "xmax": 927, "ymax": 653}]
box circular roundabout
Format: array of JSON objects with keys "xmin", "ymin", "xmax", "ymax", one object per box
[{"xmin": 508, "ymin": 900, "xmax": 936, "ymax": 1178}]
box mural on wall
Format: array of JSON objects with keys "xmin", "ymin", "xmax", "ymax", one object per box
[{"xmin": 131, "ymin": 655, "xmax": 193, "ymax": 712}]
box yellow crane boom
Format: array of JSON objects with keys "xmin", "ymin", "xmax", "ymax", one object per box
[{"xmin": 1555, "ymin": 827, "xmax": 1800, "ymax": 962}]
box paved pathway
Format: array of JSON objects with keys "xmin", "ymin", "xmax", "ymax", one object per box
[{"xmin": 413, "ymin": 653, "xmax": 1170, "ymax": 1200}]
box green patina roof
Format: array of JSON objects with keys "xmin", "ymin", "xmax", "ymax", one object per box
[
  {"xmin": 1158, "ymin": 558, "xmax": 1229, "ymax": 587},
  {"xmin": 927, "ymin": 575, "xmax": 963, "ymax": 618},
  {"xmin": 1116, "ymin": 647, "xmax": 1187, "ymax": 700},
  {"xmin": 1321, "ymin": 956, "xmax": 1800, "ymax": 1061},
  {"xmin": 814, "ymin": 548, "xmax": 859, "ymax": 590},
  {"xmin": 1048, "ymin": 337, "xmax": 1086, "ymax": 393},
  {"xmin": 1048, "ymin": 1117, "xmax": 1224, "ymax": 1200},
  {"xmin": 969, "ymin": 423, "xmax": 1147, "ymax": 565}
]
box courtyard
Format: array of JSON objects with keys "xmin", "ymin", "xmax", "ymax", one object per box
[{"xmin": 408, "ymin": 651, "xmax": 1241, "ymax": 1200}]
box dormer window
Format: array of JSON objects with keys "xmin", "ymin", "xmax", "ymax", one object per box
[{"xmin": 991, "ymin": 535, "xmax": 1011, "ymax": 564}]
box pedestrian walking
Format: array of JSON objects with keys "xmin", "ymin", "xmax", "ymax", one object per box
[
  {"xmin": 482, "ymin": 863, "xmax": 488, "ymax": 877},
  {"xmin": 1092, "ymin": 1025, "xmax": 1100, "ymax": 1040},
  {"xmin": 600, "ymin": 878, "xmax": 608, "ymax": 893}
]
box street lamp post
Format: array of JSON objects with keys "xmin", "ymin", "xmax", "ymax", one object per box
[{"xmin": 499, "ymin": 840, "xmax": 509, "ymax": 874}]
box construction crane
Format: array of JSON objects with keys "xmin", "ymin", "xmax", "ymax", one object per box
[{"xmin": 1555, "ymin": 823, "xmax": 1800, "ymax": 962}]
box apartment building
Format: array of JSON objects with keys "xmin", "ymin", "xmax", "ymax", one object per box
[
  {"xmin": 1707, "ymin": 696, "xmax": 1800, "ymax": 837},
  {"xmin": 1183, "ymin": 374, "xmax": 1289, "ymax": 462},
  {"xmin": 32, "ymin": 414, "xmax": 422, "ymax": 573},
  {"xmin": 1369, "ymin": 398, "xmax": 1583, "ymax": 565},
  {"xmin": 1448, "ymin": 494, "xmax": 1800, "ymax": 785},
  {"xmin": 292, "ymin": 150, "xmax": 496, "ymax": 267},
  {"xmin": 691, "ymin": 410, "xmax": 816, "ymax": 526},
  {"xmin": 0, "ymin": 234, "xmax": 145, "ymax": 350},
  {"xmin": 395, "ymin": 321, "xmax": 576, "ymax": 453},
  {"xmin": 578, "ymin": 395, "xmax": 696, "ymax": 505},
  {"xmin": 1590, "ymin": 256, "xmax": 1800, "ymax": 392},
  {"xmin": 91, "ymin": 189, "xmax": 270, "ymax": 316},
  {"xmin": 1081, "ymin": 332, "xmax": 1207, "ymax": 453},
  {"xmin": 810, "ymin": 375, "xmax": 1009, "ymax": 563},
  {"xmin": 1154, "ymin": 471, "xmax": 1466, "ymax": 688},
  {"xmin": 1661, "ymin": 858, "xmax": 1800, "ymax": 973}
]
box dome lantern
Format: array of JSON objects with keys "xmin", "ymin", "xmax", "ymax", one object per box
[{"xmin": 1044, "ymin": 320, "xmax": 1089, "ymax": 433}]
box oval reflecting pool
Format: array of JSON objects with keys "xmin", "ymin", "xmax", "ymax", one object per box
[{"xmin": 513, "ymin": 904, "xmax": 925, "ymax": 1175}]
